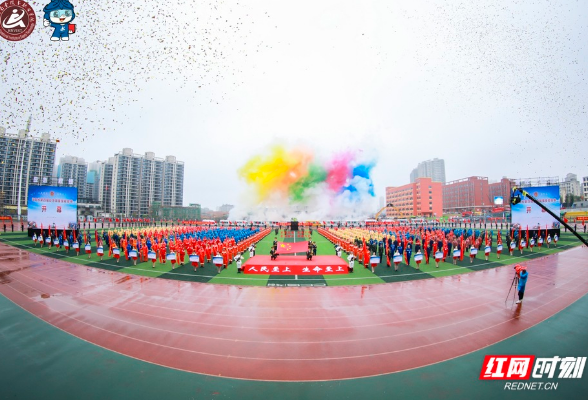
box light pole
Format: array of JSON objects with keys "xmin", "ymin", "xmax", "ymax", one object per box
[
  {"xmin": 16, "ymin": 134, "xmax": 28, "ymax": 221},
  {"xmin": 17, "ymin": 117, "xmax": 32, "ymax": 221}
]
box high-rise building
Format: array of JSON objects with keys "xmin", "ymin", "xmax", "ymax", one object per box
[
  {"xmin": 0, "ymin": 126, "xmax": 57, "ymax": 216},
  {"xmin": 99, "ymin": 148, "xmax": 184, "ymax": 217},
  {"xmin": 583, "ymin": 177, "xmax": 588, "ymax": 201},
  {"xmin": 560, "ymin": 173, "xmax": 582, "ymax": 200},
  {"xmin": 99, "ymin": 157, "xmax": 114, "ymax": 215},
  {"xmin": 57, "ymin": 155, "xmax": 88, "ymax": 199},
  {"xmin": 410, "ymin": 158, "xmax": 446, "ymax": 184},
  {"xmin": 139, "ymin": 152, "xmax": 164, "ymax": 217},
  {"xmin": 162, "ymin": 155, "xmax": 184, "ymax": 210},
  {"xmin": 385, "ymin": 177, "xmax": 443, "ymax": 218},
  {"xmin": 86, "ymin": 161, "xmax": 104, "ymax": 203}
]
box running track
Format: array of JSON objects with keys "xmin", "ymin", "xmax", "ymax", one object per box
[{"xmin": 0, "ymin": 242, "xmax": 587, "ymax": 381}]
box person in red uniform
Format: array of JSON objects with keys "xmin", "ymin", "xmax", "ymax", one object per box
[
  {"xmin": 131, "ymin": 244, "xmax": 139, "ymax": 265},
  {"xmin": 496, "ymin": 235, "xmax": 503, "ymax": 259},
  {"xmin": 169, "ymin": 241, "xmax": 176, "ymax": 263},
  {"xmin": 190, "ymin": 248, "xmax": 199, "ymax": 271},
  {"xmin": 186, "ymin": 244, "xmax": 194, "ymax": 264},
  {"xmin": 433, "ymin": 241, "xmax": 442, "ymax": 268},
  {"xmin": 198, "ymin": 246, "xmax": 206, "ymax": 268},
  {"xmin": 214, "ymin": 252, "xmax": 223, "ymax": 273},
  {"xmin": 112, "ymin": 243, "xmax": 120, "ymax": 263},
  {"xmin": 178, "ymin": 242, "xmax": 186, "ymax": 265},
  {"xmin": 97, "ymin": 239, "xmax": 104, "ymax": 261}
]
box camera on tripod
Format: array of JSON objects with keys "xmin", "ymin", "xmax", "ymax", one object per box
[{"xmin": 514, "ymin": 264, "xmax": 526, "ymax": 277}]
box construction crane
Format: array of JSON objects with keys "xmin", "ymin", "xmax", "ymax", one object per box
[{"xmin": 374, "ymin": 203, "xmax": 394, "ymax": 221}]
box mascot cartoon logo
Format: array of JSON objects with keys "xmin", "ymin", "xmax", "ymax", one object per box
[{"xmin": 43, "ymin": 0, "xmax": 76, "ymax": 41}]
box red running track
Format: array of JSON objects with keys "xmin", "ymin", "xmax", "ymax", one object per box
[{"xmin": 0, "ymin": 242, "xmax": 587, "ymax": 381}]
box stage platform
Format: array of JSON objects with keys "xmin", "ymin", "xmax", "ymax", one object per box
[{"xmin": 243, "ymin": 255, "xmax": 348, "ymax": 275}]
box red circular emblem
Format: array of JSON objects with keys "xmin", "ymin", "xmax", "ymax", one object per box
[
  {"xmin": 50, "ymin": 191, "xmax": 55, "ymax": 196},
  {"xmin": 0, "ymin": 0, "xmax": 36, "ymax": 41}
]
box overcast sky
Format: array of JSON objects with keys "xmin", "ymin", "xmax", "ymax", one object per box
[{"xmin": 2, "ymin": 0, "xmax": 587, "ymax": 211}]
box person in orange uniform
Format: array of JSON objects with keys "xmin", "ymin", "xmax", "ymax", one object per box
[
  {"xmin": 141, "ymin": 241, "xmax": 148, "ymax": 263},
  {"xmin": 222, "ymin": 249, "xmax": 228, "ymax": 269},
  {"xmin": 159, "ymin": 242, "xmax": 167, "ymax": 264},
  {"xmin": 121, "ymin": 237, "xmax": 128, "ymax": 261},
  {"xmin": 363, "ymin": 245, "xmax": 370, "ymax": 268}
]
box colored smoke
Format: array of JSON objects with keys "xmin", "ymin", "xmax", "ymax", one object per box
[{"xmin": 234, "ymin": 145, "xmax": 378, "ymax": 220}]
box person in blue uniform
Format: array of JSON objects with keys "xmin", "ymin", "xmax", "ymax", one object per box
[
  {"xmin": 392, "ymin": 238, "xmax": 398, "ymax": 257},
  {"xmin": 516, "ymin": 265, "xmax": 528, "ymax": 304},
  {"xmin": 397, "ymin": 240, "xmax": 404, "ymax": 264},
  {"xmin": 405, "ymin": 238, "xmax": 413, "ymax": 266},
  {"xmin": 126, "ymin": 242, "xmax": 132, "ymax": 261}
]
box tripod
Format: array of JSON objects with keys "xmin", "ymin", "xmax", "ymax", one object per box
[{"xmin": 506, "ymin": 272, "xmax": 519, "ymax": 306}]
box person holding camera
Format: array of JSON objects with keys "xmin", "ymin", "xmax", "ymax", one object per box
[{"xmin": 515, "ymin": 265, "xmax": 528, "ymax": 304}]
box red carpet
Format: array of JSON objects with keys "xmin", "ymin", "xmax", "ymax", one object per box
[{"xmin": 243, "ymin": 255, "xmax": 348, "ymax": 275}]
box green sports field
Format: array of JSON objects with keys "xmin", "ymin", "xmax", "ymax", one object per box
[{"xmin": 0, "ymin": 229, "xmax": 584, "ymax": 287}]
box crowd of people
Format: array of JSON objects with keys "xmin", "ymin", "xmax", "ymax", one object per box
[
  {"xmin": 31, "ymin": 226, "xmax": 269, "ymax": 273},
  {"xmin": 319, "ymin": 225, "xmax": 559, "ymax": 272}
]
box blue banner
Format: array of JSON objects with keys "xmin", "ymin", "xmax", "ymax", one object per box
[
  {"xmin": 511, "ymin": 186, "xmax": 560, "ymax": 229},
  {"xmin": 27, "ymin": 186, "xmax": 78, "ymax": 229}
]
